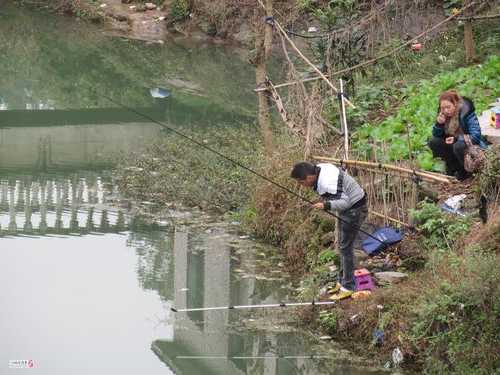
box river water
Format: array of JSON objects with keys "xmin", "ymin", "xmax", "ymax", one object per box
[{"xmin": 0, "ymin": 4, "xmax": 392, "ymax": 374}]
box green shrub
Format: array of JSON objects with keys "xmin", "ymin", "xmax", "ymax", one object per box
[
  {"xmin": 409, "ymin": 248, "xmax": 500, "ymax": 374},
  {"xmin": 171, "ymin": 0, "xmax": 190, "ymax": 21},
  {"xmin": 319, "ymin": 310, "xmax": 339, "ymax": 333},
  {"xmin": 410, "ymin": 201, "xmax": 471, "ymax": 254}
]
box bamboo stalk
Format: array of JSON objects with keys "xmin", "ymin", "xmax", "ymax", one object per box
[
  {"xmin": 382, "ymin": 174, "xmax": 388, "ymax": 226},
  {"xmin": 339, "ymin": 79, "xmax": 349, "ymax": 159},
  {"xmin": 312, "ymin": 156, "xmax": 453, "ymax": 183},
  {"xmin": 265, "ymin": 78, "xmax": 297, "ymax": 132},
  {"xmin": 256, "ymin": 0, "xmax": 356, "ymax": 109},
  {"xmin": 352, "ymin": 166, "xmax": 446, "ymax": 184},
  {"xmin": 369, "ymin": 210, "xmax": 412, "ymax": 228}
]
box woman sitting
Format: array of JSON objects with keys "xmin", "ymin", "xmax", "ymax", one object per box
[{"xmin": 428, "ymin": 90, "xmax": 487, "ymax": 180}]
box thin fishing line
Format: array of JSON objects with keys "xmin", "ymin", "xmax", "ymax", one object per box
[{"xmin": 96, "ymin": 90, "xmax": 385, "ymax": 245}]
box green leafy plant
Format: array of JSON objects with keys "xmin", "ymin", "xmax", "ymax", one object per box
[
  {"xmin": 410, "ymin": 201, "xmax": 471, "ymax": 253},
  {"xmin": 318, "ymin": 248, "xmax": 338, "ymax": 265},
  {"xmin": 319, "ymin": 310, "xmax": 338, "ymax": 333},
  {"xmin": 171, "ymin": 0, "xmax": 190, "ymax": 21},
  {"xmin": 352, "ymin": 56, "xmax": 500, "ymax": 170}
]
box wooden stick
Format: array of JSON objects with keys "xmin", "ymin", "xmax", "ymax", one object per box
[
  {"xmin": 457, "ymin": 13, "xmax": 500, "ymax": 21},
  {"xmin": 314, "ymin": 156, "xmax": 455, "ymax": 182},
  {"xmin": 369, "ymin": 210, "xmax": 412, "ymax": 228},
  {"xmin": 312, "ymin": 156, "xmax": 454, "ymax": 183},
  {"xmin": 275, "ymin": 21, "xmax": 356, "ymax": 109},
  {"xmin": 256, "ymin": 0, "xmax": 355, "ymax": 109},
  {"xmin": 254, "ymin": 74, "xmax": 333, "ymax": 92},
  {"xmin": 265, "ymin": 78, "xmax": 298, "ymax": 133},
  {"xmin": 339, "ymin": 79, "xmax": 349, "ymax": 159}
]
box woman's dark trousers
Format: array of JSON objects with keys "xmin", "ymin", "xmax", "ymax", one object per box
[{"xmin": 428, "ymin": 137, "xmax": 466, "ymax": 175}]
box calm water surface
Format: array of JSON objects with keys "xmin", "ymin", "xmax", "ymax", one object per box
[{"xmin": 0, "ymin": 4, "xmax": 393, "ymax": 374}]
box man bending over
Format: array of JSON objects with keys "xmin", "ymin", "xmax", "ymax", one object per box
[{"xmin": 291, "ymin": 162, "xmax": 367, "ymax": 299}]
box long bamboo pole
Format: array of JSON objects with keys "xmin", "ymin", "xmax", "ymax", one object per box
[
  {"xmin": 312, "ymin": 156, "xmax": 454, "ymax": 184},
  {"xmin": 339, "ymin": 79, "xmax": 349, "ymax": 159},
  {"xmin": 176, "ymin": 355, "xmax": 332, "ymax": 360}
]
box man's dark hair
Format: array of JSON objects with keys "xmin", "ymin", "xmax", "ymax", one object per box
[{"xmin": 290, "ymin": 162, "xmax": 317, "ymax": 180}]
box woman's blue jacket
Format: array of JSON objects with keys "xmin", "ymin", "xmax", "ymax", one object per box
[{"xmin": 432, "ymin": 97, "xmax": 488, "ymax": 149}]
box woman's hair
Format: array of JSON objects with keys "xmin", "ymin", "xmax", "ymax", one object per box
[
  {"xmin": 437, "ymin": 90, "xmax": 461, "ymax": 113},
  {"xmin": 439, "ymin": 90, "xmax": 461, "ymax": 106}
]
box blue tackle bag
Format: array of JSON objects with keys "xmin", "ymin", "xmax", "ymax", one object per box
[{"xmin": 362, "ymin": 227, "xmax": 403, "ymax": 256}]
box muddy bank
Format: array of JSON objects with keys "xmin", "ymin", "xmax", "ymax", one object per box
[{"xmin": 14, "ymin": 0, "xmax": 257, "ymax": 45}]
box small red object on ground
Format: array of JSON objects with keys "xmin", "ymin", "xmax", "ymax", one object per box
[{"xmin": 411, "ymin": 42, "xmax": 422, "ymax": 52}]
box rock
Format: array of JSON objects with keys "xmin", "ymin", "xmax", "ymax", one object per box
[
  {"xmin": 233, "ymin": 21, "xmax": 253, "ymax": 45},
  {"xmin": 121, "ymin": 0, "xmax": 132, "ymax": 3},
  {"xmin": 374, "ymin": 271, "xmax": 408, "ymax": 284},
  {"xmin": 354, "ymin": 249, "xmax": 368, "ymax": 265},
  {"xmin": 112, "ymin": 13, "xmax": 128, "ymax": 22},
  {"xmin": 145, "ymin": 2, "xmax": 157, "ymax": 10},
  {"xmin": 327, "ymin": 264, "xmax": 337, "ymax": 273}
]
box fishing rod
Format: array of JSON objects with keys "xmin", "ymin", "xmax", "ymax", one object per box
[
  {"xmin": 96, "ymin": 91, "xmax": 386, "ymax": 246},
  {"xmin": 176, "ymin": 355, "xmax": 331, "ymax": 360},
  {"xmin": 171, "ymin": 300, "xmax": 336, "ymax": 313}
]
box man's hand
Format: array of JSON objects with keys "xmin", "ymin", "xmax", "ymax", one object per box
[
  {"xmin": 445, "ymin": 136, "xmax": 454, "ymax": 145},
  {"xmin": 312, "ymin": 202, "xmax": 324, "ymax": 210},
  {"xmin": 437, "ymin": 113, "xmax": 446, "ymax": 125}
]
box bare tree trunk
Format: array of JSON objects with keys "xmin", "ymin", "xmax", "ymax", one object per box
[
  {"xmin": 254, "ymin": 0, "xmax": 274, "ymax": 156},
  {"xmin": 464, "ymin": 0, "xmax": 476, "ymax": 64}
]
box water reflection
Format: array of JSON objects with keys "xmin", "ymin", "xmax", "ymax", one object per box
[
  {"xmin": 0, "ymin": 95, "xmax": 252, "ymax": 173},
  {"xmin": 0, "ymin": 171, "xmax": 386, "ymax": 374},
  {"xmin": 0, "ymin": 172, "xmax": 127, "ymax": 235},
  {"xmin": 149, "ymin": 226, "xmax": 384, "ymax": 375},
  {"xmin": 128, "ymin": 227, "xmax": 175, "ymax": 302}
]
